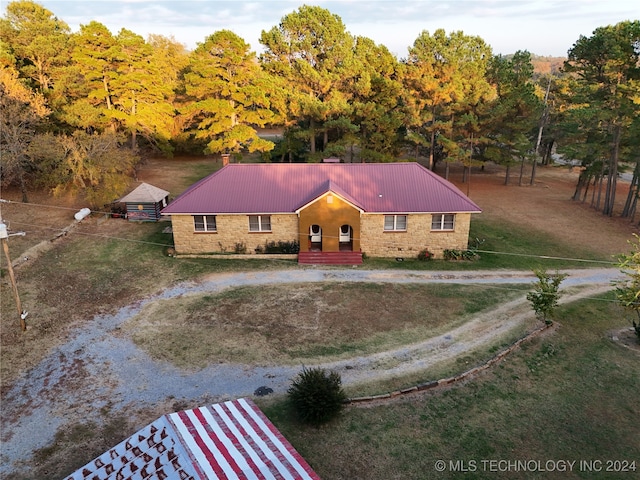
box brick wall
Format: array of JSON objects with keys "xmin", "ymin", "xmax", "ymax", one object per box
[
  {"xmin": 170, "ymin": 212, "xmax": 474, "ymax": 258},
  {"xmin": 360, "ymin": 213, "xmax": 473, "ymax": 258},
  {"xmin": 169, "ymin": 214, "xmax": 299, "ymax": 254}
]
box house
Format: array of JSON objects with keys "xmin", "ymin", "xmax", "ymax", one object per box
[
  {"xmin": 65, "ymin": 398, "xmax": 320, "ymax": 480},
  {"xmin": 119, "ymin": 182, "xmax": 170, "ymax": 222},
  {"xmin": 161, "ymin": 163, "xmax": 481, "ymax": 263}
]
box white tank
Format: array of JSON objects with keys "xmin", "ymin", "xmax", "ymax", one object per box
[{"xmin": 74, "ymin": 208, "xmax": 91, "ymax": 221}]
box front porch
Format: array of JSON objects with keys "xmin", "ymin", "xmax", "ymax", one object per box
[{"xmin": 298, "ymin": 251, "xmax": 363, "ymax": 265}]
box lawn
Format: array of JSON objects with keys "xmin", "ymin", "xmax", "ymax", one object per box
[
  {"xmin": 120, "ymin": 282, "xmax": 530, "ymax": 368},
  {"xmin": 259, "ymin": 293, "xmax": 639, "ymax": 479}
]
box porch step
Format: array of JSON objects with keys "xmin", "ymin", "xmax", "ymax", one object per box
[{"xmin": 298, "ymin": 251, "xmax": 363, "ymax": 265}]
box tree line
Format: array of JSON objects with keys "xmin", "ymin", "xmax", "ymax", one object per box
[{"xmin": 1, "ymin": 1, "xmax": 638, "ymax": 212}]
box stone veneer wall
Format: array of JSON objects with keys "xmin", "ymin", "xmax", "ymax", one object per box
[
  {"xmin": 359, "ymin": 213, "xmax": 473, "ymax": 258},
  {"xmin": 169, "ymin": 214, "xmax": 299, "ymax": 254}
]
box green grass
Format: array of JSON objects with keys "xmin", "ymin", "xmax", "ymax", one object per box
[
  {"xmin": 363, "ymin": 217, "xmax": 614, "ymax": 271},
  {"xmin": 183, "ymin": 161, "xmax": 219, "ymax": 185},
  {"xmin": 259, "ymin": 293, "xmax": 639, "ymax": 479}
]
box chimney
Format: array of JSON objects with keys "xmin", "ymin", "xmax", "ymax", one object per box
[{"xmin": 221, "ymin": 154, "xmax": 230, "ymax": 166}]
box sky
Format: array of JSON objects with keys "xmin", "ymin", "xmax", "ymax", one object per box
[{"xmin": 30, "ymin": 0, "xmax": 640, "ymax": 58}]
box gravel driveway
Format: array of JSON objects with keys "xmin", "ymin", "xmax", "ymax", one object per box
[{"xmin": 0, "ymin": 267, "xmax": 622, "ymax": 475}]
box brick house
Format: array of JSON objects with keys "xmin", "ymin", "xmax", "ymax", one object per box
[{"xmin": 161, "ymin": 162, "xmax": 481, "ymax": 264}]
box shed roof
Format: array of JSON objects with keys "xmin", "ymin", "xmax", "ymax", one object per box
[
  {"xmin": 66, "ymin": 398, "xmax": 320, "ymax": 480},
  {"xmin": 119, "ymin": 182, "xmax": 170, "ymax": 203},
  {"xmin": 162, "ymin": 163, "xmax": 481, "ymax": 215}
]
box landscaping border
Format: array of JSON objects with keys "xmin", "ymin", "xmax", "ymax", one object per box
[{"xmin": 345, "ymin": 322, "xmax": 554, "ymax": 404}]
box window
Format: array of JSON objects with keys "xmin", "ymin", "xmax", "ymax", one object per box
[
  {"xmin": 194, "ymin": 215, "xmax": 216, "ymax": 232},
  {"xmin": 249, "ymin": 215, "xmax": 271, "ymax": 232},
  {"xmin": 431, "ymin": 214, "xmax": 455, "ymax": 231},
  {"xmin": 384, "ymin": 215, "xmax": 407, "ymax": 231}
]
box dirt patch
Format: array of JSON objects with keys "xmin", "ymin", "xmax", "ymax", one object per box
[
  {"xmin": 449, "ymin": 163, "xmax": 637, "ymax": 257},
  {"xmin": 610, "ymin": 327, "xmax": 640, "ymax": 353},
  {"xmin": 119, "ymin": 283, "xmax": 525, "ymax": 368}
]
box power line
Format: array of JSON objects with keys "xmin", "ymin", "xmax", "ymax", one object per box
[
  {"xmin": 473, "ymin": 249, "xmax": 617, "ymax": 265},
  {"xmin": 8, "ymin": 221, "xmax": 174, "ymax": 248},
  {"xmin": 0, "ymin": 198, "xmax": 116, "ymax": 217},
  {"xmin": 2, "ymin": 225, "xmax": 627, "ymax": 304},
  {"xmin": 6, "ymin": 217, "xmax": 622, "ymax": 266},
  {"xmin": 0, "ymin": 199, "xmax": 623, "ymax": 265}
]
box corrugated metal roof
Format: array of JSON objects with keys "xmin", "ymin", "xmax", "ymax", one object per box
[
  {"xmin": 119, "ymin": 182, "xmax": 170, "ymax": 203},
  {"xmin": 65, "ymin": 398, "xmax": 320, "ymax": 480},
  {"xmin": 161, "ymin": 163, "xmax": 481, "ymax": 215}
]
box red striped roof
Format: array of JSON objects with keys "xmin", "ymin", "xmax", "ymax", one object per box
[
  {"xmin": 161, "ymin": 163, "xmax": 480, "ymax": 215},
  {"xmin": 66, "ymin": 398, "xmax": 320, "ymax": 480}
]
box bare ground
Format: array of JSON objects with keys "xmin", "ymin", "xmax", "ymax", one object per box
[{"xmin": 448, "ymin": 162, "xmax": 637, "ymax": 256}]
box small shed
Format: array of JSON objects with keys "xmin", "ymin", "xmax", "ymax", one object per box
[
  {"xmin": 119, "ymin": 182, "xmax": 169, "ymax": 222},
  {"xmin": 65, "ymin": 398, "xmax": 320, "ymax": 480}
]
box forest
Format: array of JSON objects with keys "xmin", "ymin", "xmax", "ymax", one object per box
[{"xmin": 1, "ymin": 1, "xmax": 639, "ymax": 217}]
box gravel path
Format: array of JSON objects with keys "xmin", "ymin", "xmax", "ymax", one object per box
[{"xmin": 0, "ymin": 268, "xmax": 622, "ymax": 475}]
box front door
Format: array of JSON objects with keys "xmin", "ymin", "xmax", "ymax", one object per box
[
  {"xmin": 310, "ymin": 224, "xmax": 322, "ymax": 251},
  {"xmin": 339, "ymin": 224, "xmax": 352, "ymax": 251}
]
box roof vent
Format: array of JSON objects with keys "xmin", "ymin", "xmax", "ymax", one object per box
[{"xmin": 322, "ymin": 157, "xmax": 340, "ymax": 163}]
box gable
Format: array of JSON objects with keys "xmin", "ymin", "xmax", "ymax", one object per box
[
  {"xmin": 161, "ymin": 163, "xmax": 481, "ymax": 216},
  {"xmin": 295, "ymin": 182, "xmax": 364, "ymax": 214},
  {"xmin": 119, "ymin": 182, "xmax": 169, "ymax": 203}
]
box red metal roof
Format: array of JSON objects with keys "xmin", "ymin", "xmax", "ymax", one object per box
[
  {"xmin": 161, "ymin": 163, "xmax": 481, "ymax": 215},
  {"xmin": 66, "ymin": 398, "xmax": 320, "ymax": 480}
]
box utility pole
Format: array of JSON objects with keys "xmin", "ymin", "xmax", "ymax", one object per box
[{"xmin": 0, "ymin": 222, "xmax": 28, "ymax": 331}]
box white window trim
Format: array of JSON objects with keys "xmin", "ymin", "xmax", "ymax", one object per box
[
  {"xmin": 384, "ymin": 214, "xmax": 407, "ymax": 231},
  {"xmin": 431, "ymin": 213, "xmax": 455, "ymax": 231},
  {"xmin": 249, "ymin": 215, "xmax": 272, "ymax": 232},
  {"xmin": 194, "ymin": 215, "xmax": 217, "ymax": 232}
]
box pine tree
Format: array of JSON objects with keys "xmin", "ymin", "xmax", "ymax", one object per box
[{"xmin": 183, "ymin": 30, "xmax": 277, "ymax": 156}]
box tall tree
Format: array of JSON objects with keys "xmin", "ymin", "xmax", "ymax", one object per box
[
  {"xmin": 350, "ymin": 37, "xmax": 405, "ymax": 162},
  {"xmin": 484, "ymin": 51, "xmax": 541, "ymax": 185},
  {"xmin": 620, "ymin": 115, "xmax": 640, "ymax": 220},
  {"xmin": 0, "ymin": 0, "xmax": 70, "ymax": 93},
  {"xmin": 147, "ymin": 34, "xmax": 189, "ymax": 143},
  {"xmin": 110, "ymin": 28, "xmax": 176, "ymax": 151},
  {"xmin": 183, "ymin": 30, "xmax": 277, "ymax": 155},
  {"xmin": 29, "ymin": 130, "xmax": 139, "ymax": 207},
  {"xmin": 403, "ymin": 29, "xmax": 493, "ymax": 171},
  {"xmin": 63, "ymin": 21, "xmax": 119, "ymax": 131},
  {"xmin": 260, "ymin": 5, "xmax": 358, "ymax": 159},
  {"xmin": 562, "ymin": 21, "xmax": 640, "ymax": 216},
  {"xmin": 0, "ymin": 64, "xmax": 50, "ymax": 201}
]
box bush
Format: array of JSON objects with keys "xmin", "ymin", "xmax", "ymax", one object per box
[
  {"xmin": 288, "ymin": 366, "xmax": 346, "ymax": 425},
  {"xmin": 417, "ymin": 249, "xmax": 433, "ymax": 261},
  {"xmin": 263, "ymin": 240, "xmax": 300, "ymax": 254},
  {"xmin": 443, "ymin": 248, "xmax": 479, "ymax": 261}
]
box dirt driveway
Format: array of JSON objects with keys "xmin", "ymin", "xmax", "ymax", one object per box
[{"xmin": 0, "ymin": 266, "xmax": 623, "ymax": 476}]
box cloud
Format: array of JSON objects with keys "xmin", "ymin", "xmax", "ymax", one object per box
[{"xmin": 35, "ymin": 0, "xmax": 638, "ymax": 56}]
